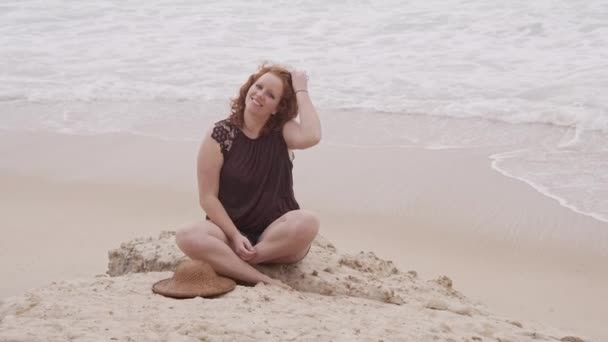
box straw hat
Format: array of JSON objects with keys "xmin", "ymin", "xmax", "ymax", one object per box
[{"xmin": 152, "ymin": 260, "xmax": 236, "ymax": 299}]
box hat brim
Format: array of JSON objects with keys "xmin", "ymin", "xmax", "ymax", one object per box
[{"xmin": 152, "ymin": 277, "xmax": 236, "ymax": 299}]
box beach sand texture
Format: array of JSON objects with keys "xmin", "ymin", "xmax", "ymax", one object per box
[
  {"xmin": 0, "ymin": 232, "xmax": 587, "ymax": 342},
  {"xmin": 0, "ymin": 130, "xmax": 606, "ymax": 341}
]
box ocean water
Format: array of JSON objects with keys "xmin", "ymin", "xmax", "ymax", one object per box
[{"xmin": 1, "ymin": 0, "xmax": 607, "ymax": 223}]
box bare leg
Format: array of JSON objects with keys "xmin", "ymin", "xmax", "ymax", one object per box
[
  {"xmin": 250, "ymin": 209, "xmax": 320, "ymax": 265},
  {"xmin": 175, "ymin": 220, "xmax": 273, "ymax": 285}
]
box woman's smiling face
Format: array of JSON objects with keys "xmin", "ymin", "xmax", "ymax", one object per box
[{"xmin": 245, "ymin": 72, "xmax": 284, "ymax": 118}]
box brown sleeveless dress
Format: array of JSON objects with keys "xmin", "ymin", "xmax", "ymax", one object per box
[{"xmin": 209, "ymin": 119, "xmax": 300, "ymax": 244}]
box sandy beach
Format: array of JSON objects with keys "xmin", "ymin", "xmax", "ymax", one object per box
[
  {"xmin": 1, "ymin": 129, "xmax": 607, "ymax": 341},
  {"xmin": 2, "ymin": 0, "xmax": 607, "ymax": 340}
]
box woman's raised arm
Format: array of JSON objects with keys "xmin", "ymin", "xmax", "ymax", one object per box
[{"xmin": 282, "ymin": 70, "xmax": 322, "ymax": 149}]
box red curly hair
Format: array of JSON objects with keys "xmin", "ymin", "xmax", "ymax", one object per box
[{"xmin": 229, "ymin": 64, "xmax": 299, "ymax": 136}]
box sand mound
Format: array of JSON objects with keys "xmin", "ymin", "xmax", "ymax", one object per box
[
  {"xmin": 0, "ymin": 232, "xmax": 587, "ymax": 341},
  {"xmin": 107, "ymin": 232, "xmax": 467, "ymax": 310}
]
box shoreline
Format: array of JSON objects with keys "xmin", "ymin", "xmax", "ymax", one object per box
[
  {"xmin": 1, "ymin": 129, "xmax": 607, "ymax": 340},
  {"xmin": 2, "ymin": 98, "xmax": 607, "ymax": 225},
  {"xmin": 489, "ymin": 151, "xmax": 608, "ymax": 225},
  {"xmin": 2, "ymin": 120, "xmax": 606, "ymax": 227}
]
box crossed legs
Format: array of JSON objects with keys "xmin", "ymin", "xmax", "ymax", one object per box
[{"xmin": 175, "ymin": 209, "xmax": 320, "ymax": 285}]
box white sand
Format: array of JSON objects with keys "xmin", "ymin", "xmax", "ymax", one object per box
[
  {"xmin": 0, "ymin": 232, "xmax": 583, "ymax": 341},
  {"xmin": 0, "ymin": 129, "xmax": 606, "ymax": 341}
]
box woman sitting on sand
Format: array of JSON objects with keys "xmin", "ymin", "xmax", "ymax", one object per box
[{"xmin": 176, "ymin": 64, "xmax": 321, "ymax": 287}]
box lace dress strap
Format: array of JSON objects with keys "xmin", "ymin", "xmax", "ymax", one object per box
[{"xmin": 211, "ymin": 119, "xmax": 238, "ymax": 156}]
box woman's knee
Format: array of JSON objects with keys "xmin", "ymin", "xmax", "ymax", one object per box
[
  {"xmin": 289, "ymin": 210, "xmax": 320, "ymax": 241},
  {"xmin": 175, "ymin": 222, "xmax": 198, "ymax": 254},
  {"xmin": 175, "ymin": 221, "xmax": 226, "ymax": 255}
]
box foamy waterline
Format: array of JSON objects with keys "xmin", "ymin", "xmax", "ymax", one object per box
[
  {"xmin": 3, "ymin": 100, "xmax": 607, "ymax": 228},
  {"xmin": 491, "ymin": 153, "xmax": 608, "ymax": 224}
]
